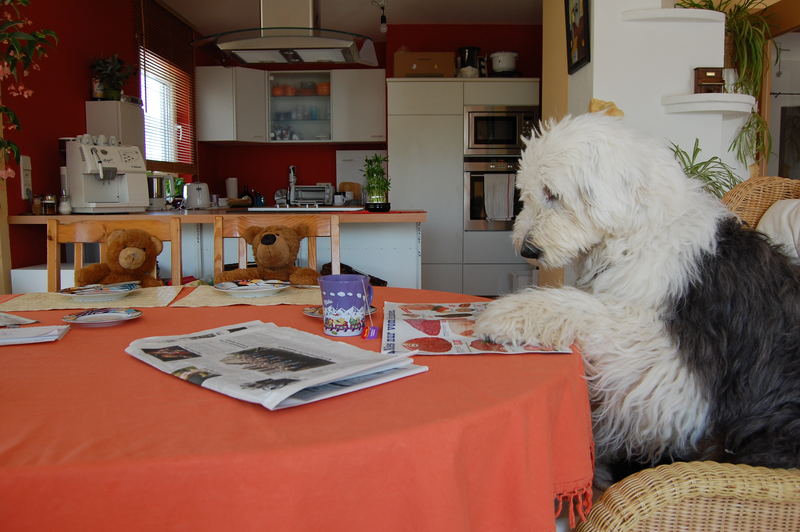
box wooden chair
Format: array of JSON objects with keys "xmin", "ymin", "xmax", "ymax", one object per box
[
  {"xmin": 212, "ymin": 214, "xmax": 341, "ymax": 282},
  {"xmin": 46, "ymin": 217, "xmax": 182, "ymax": 292}
]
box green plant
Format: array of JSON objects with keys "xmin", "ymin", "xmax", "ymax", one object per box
[
  {"xmin": 0, "ymin": 0, "xmax": 57, "ymax": 175},
  {"xmin": 671, "ymin": 138, "xmax": 742, "ymax": 198},
  {"xmin": 90, "ymin": 54, "xmax": 136, "ymax": 92},
  {"xmin": 674, "ymin": 0, "xmax": 778, "ymax": 167},
  {"xmin": 361, "ymin": 154, "xmax": 390, "ymax": 200}
]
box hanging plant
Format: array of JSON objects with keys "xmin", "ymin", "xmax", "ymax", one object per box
[
  {"xmin": 0, "ymin": 0, "xmax": 57, "ymax": 179},
  {"xmin": 674, "ymin": 0, "xmax": 778, "ymax": 168}
]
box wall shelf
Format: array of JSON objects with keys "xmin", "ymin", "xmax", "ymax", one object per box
[
  {"xmin": 622, "ymin": 8, "xmax": 724, "ymax": 24},
  {"xmin": 661, "ymin": 93, "xmax": 755, "ymax": 115}
]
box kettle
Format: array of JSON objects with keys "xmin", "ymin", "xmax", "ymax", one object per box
[{"xmin": 183, "ymin": 182, "xmax": 211, "ymax": 209}]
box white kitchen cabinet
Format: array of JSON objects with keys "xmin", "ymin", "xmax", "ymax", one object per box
[
  {"xmin": 196, "ymin": 66, "xmax": 267, "ymax": 143},
  {"xmin": 463, "ymin": 263, "xmax": 537, "ymax": 297},
  {"xmin": 387, "ymin": 81, "xmax": 464, "ymax": 115},
  {"xmin": 268, "ymin": 71, "xmax": 331, "ymax": 142},
  {"xmin": 331, "ymin": 69, "xmax": 386, "ymax": 142},
  {"xmin": 85, "ymin": 100, "xmax": 145, "ymax": 154},
  {"xmin": 463, "ymin": 79, "xmax": 540, "ymax": 106},
  {"xmin": 388, "ymin": 80, "xmax": 463, "ymax": 293}
]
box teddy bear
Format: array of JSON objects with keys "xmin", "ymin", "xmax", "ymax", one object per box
[
  {"xmin": 75, "ymin": 228, "xmax": 164, "ymax": 288},
  {"xmin": 214, "ymin": 224, "xmax": 320, "ymax": 285}
]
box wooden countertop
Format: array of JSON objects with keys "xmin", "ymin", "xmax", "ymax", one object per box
[{"xmin": 8, "ymin": 209, "xmax": 427, "ymax": 225}]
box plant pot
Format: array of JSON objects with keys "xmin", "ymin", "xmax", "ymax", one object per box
[
  {"xmin": 103, "ymin": 88, "xmax": 122, "ymax": 101},
  {"xmin": 364, "ymin": 202, "xmax": 391, "ymax": 212}
]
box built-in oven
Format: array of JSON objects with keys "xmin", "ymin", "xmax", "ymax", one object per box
[
  {"xmin": 464, "ymin": 158, "xmax": 521, "ymax": 231},
  {"xmin": 464, "ymin": 105, "xmax": 538, "ymax": 156}
]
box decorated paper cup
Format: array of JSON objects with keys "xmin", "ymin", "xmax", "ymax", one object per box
[{"xmin": 319, "ymin": 274, "xmax": 373, "ymax": 337}]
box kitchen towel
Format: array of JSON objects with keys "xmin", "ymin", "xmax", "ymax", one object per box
[
  {"xmin": 225, "ymin": 177, "xmax": 239, "ymax": 199},
  {"xmin": 484, "ymin": 174, "xmax": 514, "ymax": 221}
]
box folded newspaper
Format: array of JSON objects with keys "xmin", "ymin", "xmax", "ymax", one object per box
[
  {"xmin": 381, "ymin": 302, "xmax": 572, "ymax": 355},
  {"xmin": 125, "ymin": 320, "xmax": 428, "ymax": 410},
  {"xmin": 0, "ymin": 325, "xmax": 70, "ymax": 345}
]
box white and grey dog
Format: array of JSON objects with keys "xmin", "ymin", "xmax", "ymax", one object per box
[{"xmin": 474, "ymin": 112, "xmax": 800, "ymax": 487}]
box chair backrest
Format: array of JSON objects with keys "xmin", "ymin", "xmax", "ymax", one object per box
[
  {"xmin": 721, "ymin": 176, "xmax": 800, "ymax": 228},
  {"xmin": 212, "ymin": 214, "xmax": 341, "ymax": 282},
  {"xmin": 46, "ymin": 217, "xmax": 182, "ymax": 292}
]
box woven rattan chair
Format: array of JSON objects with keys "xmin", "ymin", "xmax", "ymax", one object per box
[
  {"xmin": 575, "ymin": 461, "xmax": 800, "ymax": 532},
  {"xmin": 721, "ymin": 175, "xmax": 800, "ymax": 227}
]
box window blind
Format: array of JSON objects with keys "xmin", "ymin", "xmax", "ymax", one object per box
[{"xmin": 139, "ymin": 47, "xmax": 196, "ymax": 174}]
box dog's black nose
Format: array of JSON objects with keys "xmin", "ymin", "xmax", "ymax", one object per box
[
  {"xmin": 520, "ymin": 241, "xmax": 542, "ymax": 259},
  {"xmin": 261, "ymin": 234, "xmax": 277, "ymax": 246}
]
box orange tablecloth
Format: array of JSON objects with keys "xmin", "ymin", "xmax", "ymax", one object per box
[{"xmin": 0, "ymin": 287, "xmax": 593, "ymax": 532}]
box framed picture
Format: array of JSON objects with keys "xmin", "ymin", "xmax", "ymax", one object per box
[{"xmin": 565, "ymin": 0, "xmax": 590, "ymax": 74}]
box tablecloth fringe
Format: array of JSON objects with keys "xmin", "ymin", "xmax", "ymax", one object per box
[{"xmin": 555, "ymin": 484, "xmax": 593, "ymax": 528}]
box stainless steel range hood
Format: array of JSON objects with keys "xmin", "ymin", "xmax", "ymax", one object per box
[{"xmin": 206, "ymin": 0, "xmax": 377, "ymax": 66}]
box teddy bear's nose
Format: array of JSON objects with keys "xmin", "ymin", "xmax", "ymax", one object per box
[{"xmin": 261, "ymin": 234, "xmax": 277, "ymax": 246}]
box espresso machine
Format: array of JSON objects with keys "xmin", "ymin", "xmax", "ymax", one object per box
[{"xmin": 65, "ymin": 136, "xmax": 149, "ymax": 213}]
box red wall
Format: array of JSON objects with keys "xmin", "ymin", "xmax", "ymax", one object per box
[{"xmin": 7, "ymin": 0, "xmax": 139, "ymax": 267}]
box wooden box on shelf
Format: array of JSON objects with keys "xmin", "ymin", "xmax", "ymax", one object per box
[{"xmin": 694, "ymin": 67, "xmax": 724, "ymax": 94}]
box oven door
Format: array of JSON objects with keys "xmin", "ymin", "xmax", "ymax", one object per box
[{"xmin": 464, "ymin": 162, "xmax": 519, "ymax": 231}]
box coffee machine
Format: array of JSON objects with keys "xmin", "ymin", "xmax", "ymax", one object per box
[{"xmin": 65, "ymin": 136, "xmax": 149, "ymax": 213}]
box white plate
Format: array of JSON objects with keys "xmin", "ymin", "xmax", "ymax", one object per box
[
  {"xmin": 59, "ymin": 282, "xmax": 140, "ymax": 302},
  {"xmin": 62, "ymin": 308, "xmax": 142, "ymax": 327},
  {"xmin": 303, "ymin": 305, "xmax": 377, "ymax": 319},
  {"xmin": 214, "ymin": 280, "xmax": 291, "ymax": 298}
]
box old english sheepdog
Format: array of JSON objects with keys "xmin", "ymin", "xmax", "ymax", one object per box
[{"xmin": 474, "ymin": 112, "xmax": 800, "ymax": 487}]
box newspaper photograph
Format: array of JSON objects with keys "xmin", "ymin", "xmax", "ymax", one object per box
[
  {"xmin": 381, "ymin": 302, "xmax": 573, "ymax": 355},
  {"xmin": 125, "ymin": 321, "xmax": 427, "ymax": 410}
]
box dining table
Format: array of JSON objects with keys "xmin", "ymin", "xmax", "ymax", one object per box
[{"xmin": 0, "ymin": 286, "xmax": 593, "ymax": 532}]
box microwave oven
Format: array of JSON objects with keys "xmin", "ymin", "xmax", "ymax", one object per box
[{"xmin": 464, "ymin": 105, "xmax": 538, "ymax": 156}]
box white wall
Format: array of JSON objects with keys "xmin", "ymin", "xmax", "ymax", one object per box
[{"xmin": 767, "ymin": 33, "xmax": 800, "ymax": 178}]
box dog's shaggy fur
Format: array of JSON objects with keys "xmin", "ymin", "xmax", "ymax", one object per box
[{"xmin": 474, "ymin": 113, "xmax": 800, "ymax": 487}]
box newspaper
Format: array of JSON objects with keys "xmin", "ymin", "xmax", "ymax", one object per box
[
  {"xmin": 381, "ymin": 301, "xmax": 573, "ymax": 355},
  {"xmin": 125, "ymin": 320, "xmax": 428, "ymax": 410},
  {"xmin": 0, "ymin": 325, "xmax": 70, "ymax": 345}
]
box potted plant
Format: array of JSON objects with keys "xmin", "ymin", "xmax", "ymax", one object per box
[
  {"xmin": 671, "ymin": 138, "xmax": 741, "ymax": 198},
  {"xmin": 675, "ymin": 0, "xmax": 778, "ymax": 171},
  {"xmin": 361, "ymin": 154, "xmax": 390, "ymax": 212},
  {"xmin": 90, "ymin": 54, "xmax": 136, "ymax": 100}
]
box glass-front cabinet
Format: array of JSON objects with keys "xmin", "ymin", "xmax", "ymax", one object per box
[{"xmin": 268, "ymin": 71, "xmax": 331, "ymax": 142}]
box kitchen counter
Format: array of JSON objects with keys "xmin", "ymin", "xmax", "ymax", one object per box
[{"xmin": 8, "ymin": 209, "xmax": 427, "ymax": 225}]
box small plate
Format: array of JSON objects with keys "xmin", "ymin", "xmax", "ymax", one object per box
[
  {"xmin": 303, "ymin": 305, "xmax": 377, "ymax": 319},
  {"xmin": 214, "ymin": 279, "xmax": 291, "ymax": 298},
  {"xmin": 62, "ymin": 308, "xmax": 142, "ymax": 327},
  {"xmin": 59, "ymin": 282, "xmax": 140, "ymax": 302}
]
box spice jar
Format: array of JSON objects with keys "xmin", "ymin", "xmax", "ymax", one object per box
[
  {"xmin": 58, "ymin": 194, "xmax": 72, "ymax": 215},
  {"xmin": 31, "ymin": 195, "xmax": 42, "ymax": 215},
  {"xmin": 42, "ymin": 194, "xmax": 57, "ymax": 215}
]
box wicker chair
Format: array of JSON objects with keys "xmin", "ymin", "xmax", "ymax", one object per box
[
  {"xmin": 720, "ymin": 175, "xmax": 800, "ymax": 227},
  {"xmin": 575, "ymin": 461, "xmax": 800, "ymax": 532},
  {"xmin": 577, "ymin": 176, "xmax": 800, "ymax": 532}
]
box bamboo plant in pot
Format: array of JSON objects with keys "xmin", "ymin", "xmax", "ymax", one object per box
[
  {"xmin": 362, "ymin": 154, "xmax": 390, "ymax": 212},
  {"xmin": 675, "ymin": 0, "xmax": 778, "ymax": 172},
  {"xmin": 90, "ymin": 54, "xmax": 136, "ymax": 101}
]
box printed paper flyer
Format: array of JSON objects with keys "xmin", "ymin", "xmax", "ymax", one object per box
[{"xmin": 381, "ymin": 302, "xmax": 572, "ymax": 356}]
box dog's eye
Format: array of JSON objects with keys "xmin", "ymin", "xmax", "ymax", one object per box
[{"xmin": 543, "ymin": 186, "xmax": 559, "ymax": 202}]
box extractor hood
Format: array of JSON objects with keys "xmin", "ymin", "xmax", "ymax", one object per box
[{"xmin": 199, "ymin": 0, "xmax": 378, "ymax": 66}]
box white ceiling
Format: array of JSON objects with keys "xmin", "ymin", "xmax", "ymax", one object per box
[{"xmin": 159, "ymin": 0, "xmax": 542, "ymax": 42}]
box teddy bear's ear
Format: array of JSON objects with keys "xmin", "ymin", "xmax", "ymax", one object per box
[
  {"xmin": 292, "ymin": 225, "xmax": 309, "ymax": 240},
  {"xmin": 243, "ymin": 226, "xmax": 264, "ymax": 245},
  {"xmin": 105, "ymin": 229, "xmax": 126, "ymax": 247},
  {"xmin": 149, "ymin": 235, "xmax": 163, "ymax": 255}
]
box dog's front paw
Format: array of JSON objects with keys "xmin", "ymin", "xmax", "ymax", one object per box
[{"xmin": 474, "ymin": 289, "xmax": 582, "ymax": 349}]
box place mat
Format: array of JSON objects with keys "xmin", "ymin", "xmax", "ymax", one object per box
[
  {"xmin": 0, "ymin": 286, "xmax": 182, "ymax": 312},
  {"xmin": 169, "ymin": 285, "xmax": 322, "ymax": 307}
]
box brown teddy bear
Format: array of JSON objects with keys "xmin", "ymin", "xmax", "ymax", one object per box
[
  {"xmin": 75, "ymin": 228, "xmax": 164, "ymax": 288},
  {"xmin": 214, "ymin": 224, "xmax": 320, "ymax": 285}
]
